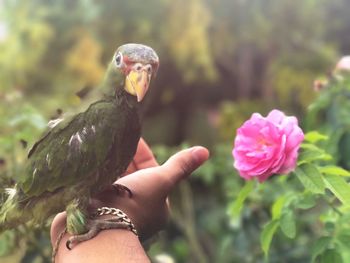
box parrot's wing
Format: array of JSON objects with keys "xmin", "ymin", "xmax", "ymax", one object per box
[
  {"xmin": 19, "ymin": 101, "xmax": 124, "ymax": 197},
  {"xmin": 27, "ymin": 113, "xmax": 76, "ymax": 159}
]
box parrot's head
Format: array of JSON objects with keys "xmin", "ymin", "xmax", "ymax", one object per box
[{"xmin": 113, "ymin": 43, "xmax": 159, "ymax": 102}]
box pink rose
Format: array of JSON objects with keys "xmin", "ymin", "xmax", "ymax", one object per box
[
  {"xmin": 335, "ymin": 56, "xmax": 350, "ymax": 72},
  {"xmin": 233, "ymin": 109, "xmax": 304, "ymax": 182}
]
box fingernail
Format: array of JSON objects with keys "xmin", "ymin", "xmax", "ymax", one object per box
[{"xmin": 191, "ymin": 146, "xmax": 210, "ymax": 165}]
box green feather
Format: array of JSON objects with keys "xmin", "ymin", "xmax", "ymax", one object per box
[{"xmin": 66, "ymin": 200, "xmax": 88, "ymax": 234}]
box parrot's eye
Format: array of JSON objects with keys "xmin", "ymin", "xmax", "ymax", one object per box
[{"xmin": 114, "ymin": 52, "xmax": 123, "ymax": 67}]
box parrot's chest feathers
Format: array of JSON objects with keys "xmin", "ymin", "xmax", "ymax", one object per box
[{"xmin": 81, "ymin": 96, "xmax": 141, "ymax": 191}]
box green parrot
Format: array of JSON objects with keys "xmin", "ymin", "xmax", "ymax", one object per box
[{"xmin": 0, "ymin": 43, "xmax": 159, "ymax": 248}]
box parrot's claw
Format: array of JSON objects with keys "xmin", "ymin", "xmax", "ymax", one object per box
[
  {"xmin": 66, "ymin": 240, "xmax": 73, "ymax": 250},
  {"xmin": 112, "ymin": 183, "xmax": 133, "ymax": 197},
  {"xmin": 66, "ymin": 218, "xmax": 131, "ymax": 249}
]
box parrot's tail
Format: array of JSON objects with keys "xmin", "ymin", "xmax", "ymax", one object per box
[{"xmin": 0, "ymin": 187, "xmax": 22, "ymax": 233}]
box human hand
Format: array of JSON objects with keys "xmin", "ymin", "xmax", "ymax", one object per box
[{"xmin": 51, "ymin": 139, "xmax": 209, "ymax": 244}]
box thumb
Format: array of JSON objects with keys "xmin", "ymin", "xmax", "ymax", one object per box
[{"xmin": 161, "ymin": 146, "xmax": 209, "ymax": 190}]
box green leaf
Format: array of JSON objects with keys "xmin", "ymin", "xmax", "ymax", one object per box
[
  {"xmin": 304, "ymin": 131, "xmax": 329, "ymax": 143},
  {"xmin": 312, "ymin": 236, "xmax": 332, "ymax": 261},
  {"xmin": 271, "ymin": 195, "xmax": 286, "ymax": 220},
  {"xmin": 295, "ymin": 164, "xmax": 325, "ymax": 194},
  {"xmin": 324, "ymin": 222, "xmax": 335, "ymax": 233},
  {"xmin": 319, "ymin": 166, "xmax": 350, "ymax": 177},
  {"xmin": 337, "ymin": 233, "xmax": 350, "ymax": 248},
  {"xmin": 322, "ymin": 173, "xmax": 350, "ymax": 206},
  {"xmin": 280, "ymin": 211, "xmax": 296, "ymax": 239},
  {"xmin": 320, "ymin": 249, "xmax": 343, "ymax": 263},
  {"xmin": 260, "ymin": 220, "xmax": 279, "ymax": 257},
  {"xmin": 298, "ymin": 150, "xmax": 332, "ymax": 164},
  {"xmin": 296, "ymin": 192, "xmax": 317, "ymax": 209},
  {"xmin": 300, "ymin": 143, "xmax": 324, "ymax": 151},
  {"xmin": 228, "ymin": 180, "xmax": 254, "ymax": 219}
]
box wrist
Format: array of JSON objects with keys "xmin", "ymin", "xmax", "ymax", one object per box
[{"xmin": 55, "ymin": 228, "xmax": 149, "ymax": 263}]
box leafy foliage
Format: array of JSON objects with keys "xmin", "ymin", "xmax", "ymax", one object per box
[
  {"xmin": 223, "ymin": 73, "xmax": 350, "ymax": 262},
  {"xmin": 150, "ymin": 75, "xmax": 350, "ymax": 263}
]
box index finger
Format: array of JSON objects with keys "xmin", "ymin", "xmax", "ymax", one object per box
[{"xmin": 125, "ymin": 138, "xmax": 158, "ymax": 174}]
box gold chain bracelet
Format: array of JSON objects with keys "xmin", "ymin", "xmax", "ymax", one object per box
[{"xmin": 95, "ymin": 207, "xmax": 138, "ymax": 236}]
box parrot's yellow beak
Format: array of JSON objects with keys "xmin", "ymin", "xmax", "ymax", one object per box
[{"xmin": 125, "ymin": 70, "xmax": 151, "ymax": 102}]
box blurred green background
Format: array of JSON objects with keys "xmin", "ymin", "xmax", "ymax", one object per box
[{"xmin": 0, "ymin": 0, "xmax": 350, "ymax": 262}]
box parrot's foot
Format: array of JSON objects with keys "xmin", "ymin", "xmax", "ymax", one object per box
[
  {"xmin": 112, "ymin": 183, "xmax": 133, "ymax": 197},
  {"xmin": 66, "ymin": 218, "xmax": 131, "ymax": 249}
]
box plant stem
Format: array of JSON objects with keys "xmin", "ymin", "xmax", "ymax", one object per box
[{"xmin": 171, "ymin": 181, "xmax": 209, "ymax": 263}]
